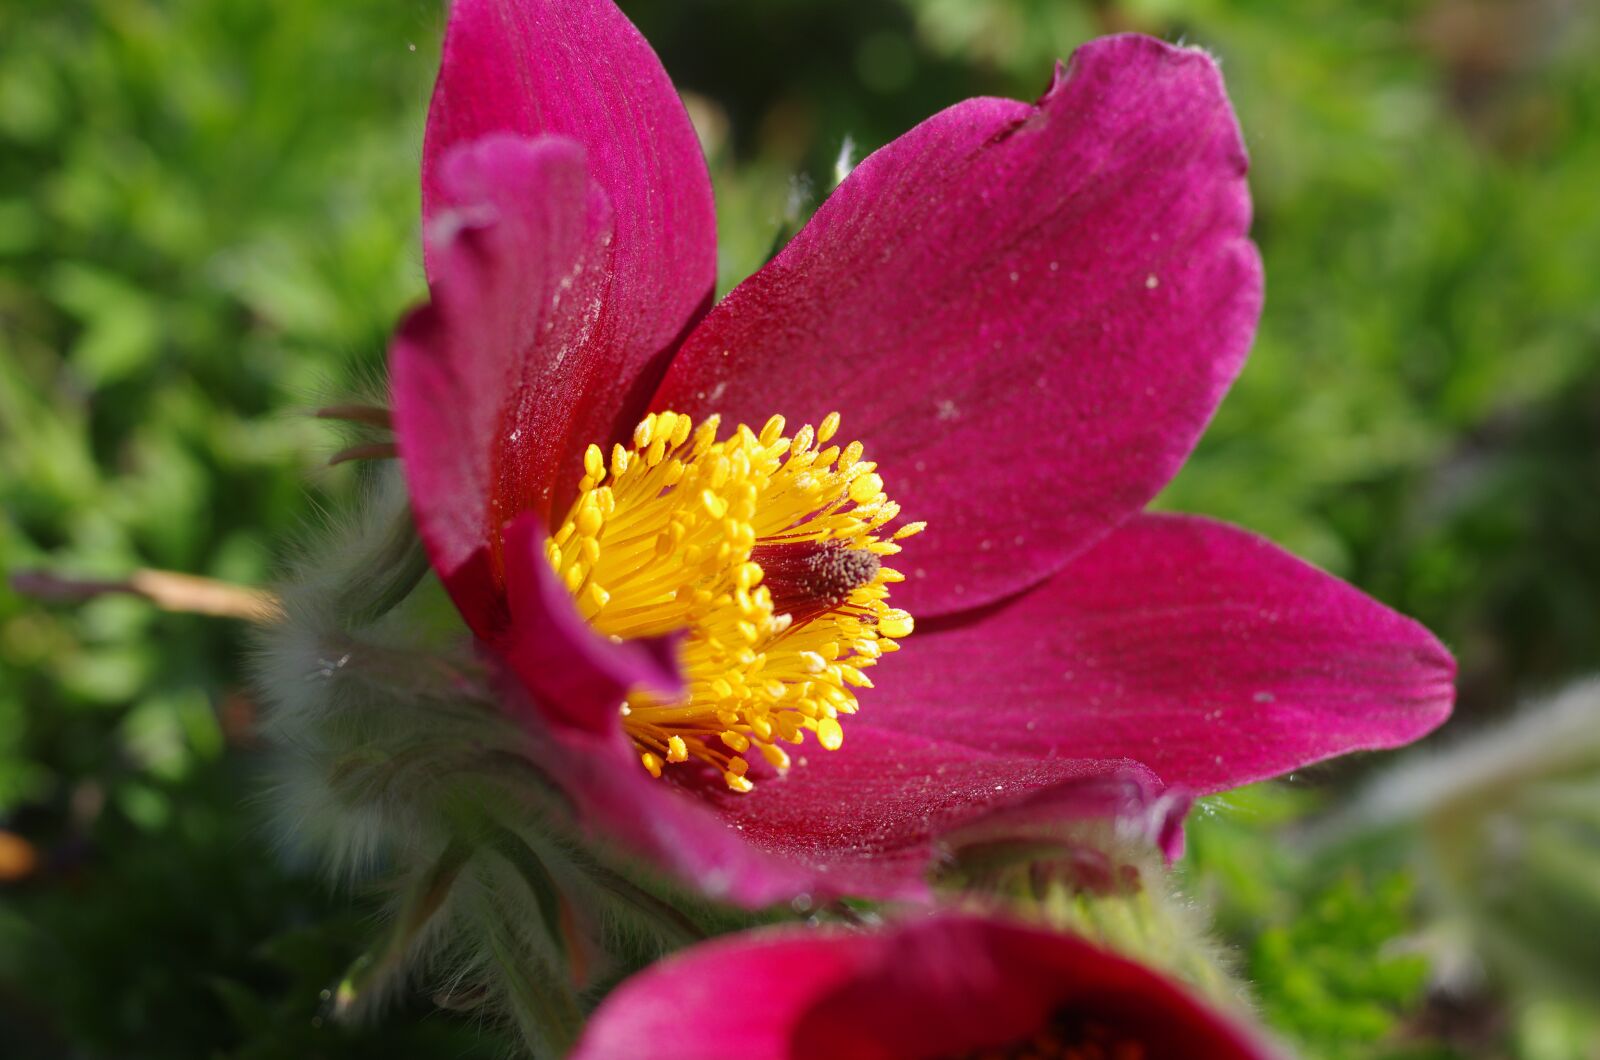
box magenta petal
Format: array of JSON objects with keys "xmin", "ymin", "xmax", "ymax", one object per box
[
  {"xmin": 652, "ymin": 35, "xmax": 1262, "ymax": 617},
  {"xmin": 509, "ymin": 694, "xmax": 1168, "ymax": 904},
  {"xmin": 703, "ymin": 727, "xmax": 1168, "ymax": 900},
  {"xmin": 574, "ymin": 914, "xmax": 1273, "ymax": 1059},
  {"xmin": 498, "ymin": 513, "xmax": 681, "ymax": 734},
  {"xmin": 391, "ymin": 134, "xmax": 615, "ymax": 633},
  {"xmin": 871, "ymin": 513, "xmax": 1455, "ymax": 794},
  {"xmin": 424, "ymin": 0, "xmax": 716, "ymax": 507}
]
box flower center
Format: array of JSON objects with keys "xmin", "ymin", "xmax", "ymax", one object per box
[
  {"xmin": 961, "ymin": 1015, "xmax": 1147, "ymax": 1059},
  {"xmin": 546, "ymin": 409, "xmax": 919, "ymax": 791}
]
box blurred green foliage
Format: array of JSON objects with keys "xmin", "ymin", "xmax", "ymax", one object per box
[
  {"xmin": 2, "ymin": 0, "xmax": 1598, "ymax": 1056},
  {"xmin": 1186, "ymin": 787, "xmax": 1439, "ymax": 1058}
]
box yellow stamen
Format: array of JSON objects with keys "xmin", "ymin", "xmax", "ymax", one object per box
[{"xmin": 548, "ymin": 410, "xmax": 918, "ymax": 791}]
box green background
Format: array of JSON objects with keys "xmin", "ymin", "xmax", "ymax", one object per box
[{"xmin": 2, "ymin": 0, "xmax": 1597, "ymax": 1055}]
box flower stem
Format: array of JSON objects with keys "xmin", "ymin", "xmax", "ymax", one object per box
[
  {"xmin": 475, "ymin": 820, "xmax": 581, "ymax": 974},
  {"xmin": 488, "ymin": 918, "xmax": 585, "ymax": 1058},
  {"xmin": 333, "ymin": 838, "xmax": 471, "ymax": 1019},
  {"xmin": 10, "ymin": 567, "xmax": 281, "ymax": 622}
]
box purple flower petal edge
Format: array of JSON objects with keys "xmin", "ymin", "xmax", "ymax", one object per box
[
  {"xmin": 391, "ymin": 134, "xmax": 614, "ymax": 634},
  {"xmin": 423, "ymin": 0, "xmax": 717, "ymax": 539},
  {"xmin": 865, "ymin": 513, "xmax": 1456, "ymax": 793}
]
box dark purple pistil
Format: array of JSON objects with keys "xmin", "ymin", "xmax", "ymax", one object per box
[{"xmin": 751, "ymin": 540, "xmax": 880, "ymax": 627}]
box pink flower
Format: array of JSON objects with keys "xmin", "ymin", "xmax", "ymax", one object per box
[
  {"xmin": 389, "ymin": 0, "xmax": 1454, "ymax": 905},
  {"xmin": 572, "ymin": 913, "xmax": 1277, "ymax": 1059}
]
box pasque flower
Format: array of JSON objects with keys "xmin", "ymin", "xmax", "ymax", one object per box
[
  {"xmin": 572, "ymin": 913, "xmax": 1277, "ymax": 1059},
  {"xmin": 390, "ymin": 0, "xmax": 1454, "ymax": 905}
]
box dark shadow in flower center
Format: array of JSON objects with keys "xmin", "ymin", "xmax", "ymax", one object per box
[{"xmin": 952, "ymin": 1009, "xmax": 1148, "ymax": 1060}]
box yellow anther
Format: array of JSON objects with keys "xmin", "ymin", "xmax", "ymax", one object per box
[
  {"xmin": 759, "ymin": 414, "xmax": 786, "ymax": 447},
  {"xmin": 577, "ymin": 504, "xmax": 603, "ymax": 538},
  {"xmin": 893, "ymin": 521, "xmax": 927, "ymax": 540},
  {"xmin": 656, "ymin": 411, "xmax": 678, "ymax": 445},
  {"xmin": 584, "ymin": 444, "xmax": 605, "ymax": 481},
  {"xmin": 735, "ymin": 562, "xmax": 763, "ymax": 590},
  {"xmin": 721, "ymin": 730, "xmax": 751, "ymax": 753},
  {"xmin": 839, "ymin": 665, "xmax": 873, "ymax": 689},
  {"xmin": 839, "ymin": 440, "xmax": 864, "ymax": 472},
  {"xmin": 633, "ymin": 413, "xmax": 656, "ymax": 449},
  {"xmin": 878, "ymin": 609, "xmax": 915, "ymax": 638},
  {"xmin": 758, "ymin": 742, "xmax": 791, "ymax": 770},
  {"xmin": 790, "ymin": 424, "xmax": 814, "ymax": 456},
  {"xmin": 817, "ymin": 411, "xmax": 841, "ymax": 443},
  {"xmin": 819, "ymin": 682, "xmax": 857, "ymax": 704},
  {"xmin": 610, "ymin": 444, "xmax": 630, "ymax": 478},
  {"xmin": 848, "ymin": 472, "xmax": 884, "ymax": 505},
  {"xmin": 878, "ymin": 567, "xmax": 905, "ymax": 583},
  {"xmin": 799, "ymin": 651, "xmax": 827, "ymax": 674},
  {"xmin": 666, "ymin": 736, "xmax": 689, "ymax": 763},
  {"xmin": 776, "ymin": 712, "xmax": 804, "ymax": 744},
  {"xmin": 724, "ymin": 771, "xmax": 754, "ymax": 793},
  {"xmin": 693, "ymin": 414, "xmax": 721, "ymax": 452},
  {"xmin": 641, "ymin": 752, "xmax": 663, "ymax": 778},
  {"xmin": 701, "ymin": 490, "xmax": 729, "ymax": 519},
  {"xmin": 816, "ymin": 717, "xmax": 844, "ymax": 751}
]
